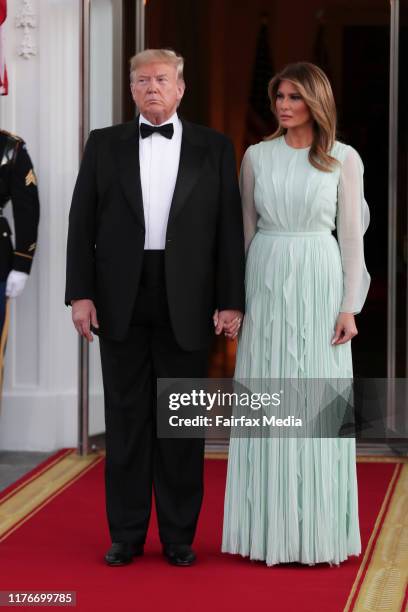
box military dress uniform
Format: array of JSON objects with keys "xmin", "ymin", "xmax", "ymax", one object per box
[{"xmin": 0, "ymin": 130, "xmax": 39, "ymax": 398}]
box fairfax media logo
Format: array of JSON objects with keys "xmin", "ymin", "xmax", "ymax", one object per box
[{"xmin": 215, "ymin": 415, "xmax": 302, "ymax": 427}]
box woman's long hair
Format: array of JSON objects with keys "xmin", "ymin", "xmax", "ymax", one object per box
[{"xmin": 267, "ymin": 62, "xmax": 339, "ymax": 172}]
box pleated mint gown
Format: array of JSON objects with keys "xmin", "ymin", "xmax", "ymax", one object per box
[{"xmin": 222, "ymin": 136, "xmax": 370, "ymax": 566}]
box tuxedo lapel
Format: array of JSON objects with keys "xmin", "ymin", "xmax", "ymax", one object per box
[
  {"xmin": 113, "ymin": 119, "xmax": 145, "ymax": 229},
  {"xmin": 167, "ymin": 120, "xmax": 207, "ymax": 227}
]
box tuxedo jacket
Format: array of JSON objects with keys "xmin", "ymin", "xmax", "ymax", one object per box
[{"xmin": 65, "ymin": 117, "xmax": 245, "ymax": 351}]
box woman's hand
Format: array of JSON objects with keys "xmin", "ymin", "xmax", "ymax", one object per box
[
  {"xmin": 213, "ymin": 309, "xmax": 243, "ymax": 340},
  {"xmin": 331, "ymin": 312, "xmax": 358, "ymax": 345}
]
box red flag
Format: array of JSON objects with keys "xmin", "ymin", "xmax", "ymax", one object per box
[
  {"xmin": 0, "ymin": 0, "xmax": 6, "ymax": 24},
  {"xmin": 0, "ymin": 0, "xmax": 7, "ymax": 96}
]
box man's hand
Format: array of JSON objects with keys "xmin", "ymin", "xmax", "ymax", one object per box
[
  {"xmin": 72, "ymin": 299, "xmax": 99, "ymax": 342},
  {"xmin": 6, "ymin": 270, "xmax": 28, "ymax": 298},
  {"xmin": 331, "ymin": 312, "xmax": 358, "ymax": 345},
  {"xmin": 213, "ymin": 309, "xmax": 243, "ymax": 340}
]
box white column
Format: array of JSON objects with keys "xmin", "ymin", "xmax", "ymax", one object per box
[{"xmin": 0, "ymin": 0, "xmax": 81, "ymax": 451}]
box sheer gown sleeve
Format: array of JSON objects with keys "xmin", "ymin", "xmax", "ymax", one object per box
[
  {"xmin": 239, "ymin": 147, "xmax": 259, "ymax": 254},
  {"xmin": 336, "ymin": 146, "xmax": 371, "ymax": 314}
]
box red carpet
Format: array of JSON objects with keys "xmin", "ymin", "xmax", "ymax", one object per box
[{"xmin": 0, "ymin": 455, "xmax": 398, "ymax": 612}]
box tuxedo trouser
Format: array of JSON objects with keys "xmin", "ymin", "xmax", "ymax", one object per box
[{"xmin": 99, "ymin": 251, "xmax": 209, "ymax": 545}]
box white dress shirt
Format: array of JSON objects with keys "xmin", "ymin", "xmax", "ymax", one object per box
[{"xmin": 139, "ymin": 112, "xmax": 182, "ymax": 250}]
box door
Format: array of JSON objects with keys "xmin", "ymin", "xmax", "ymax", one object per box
[{"xmin": 78, "ymin": 0, "xmax": 407, "ymax": 452}]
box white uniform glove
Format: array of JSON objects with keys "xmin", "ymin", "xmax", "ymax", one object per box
[{"xmin": 6, "ymin": 270, "xmax": 29, "ymax": 298}]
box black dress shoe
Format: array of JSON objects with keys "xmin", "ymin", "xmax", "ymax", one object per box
[
  {"xmin": 104, "ymin": 542, "xmax": 144, "ymax": 566},
  {"xmin": 162, "ymin": 544, "xmax": 196, "ymax": 566}
]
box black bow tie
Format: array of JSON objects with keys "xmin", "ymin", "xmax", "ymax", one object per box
[{"xmin": 140, "ymin": 123, "xmax": 174, "ymax": 139}]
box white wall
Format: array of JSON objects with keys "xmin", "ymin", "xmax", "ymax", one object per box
[{"xmin": 0, "ymin": 0, "xmax": 81, "ymax": 451}]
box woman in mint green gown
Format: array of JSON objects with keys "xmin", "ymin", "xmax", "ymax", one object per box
[{"xmin": 222, "ymin": 63, "xmax": 370, "ymax": 566}]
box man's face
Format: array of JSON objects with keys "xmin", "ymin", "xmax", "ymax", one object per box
[{"xmin": 130, "ymin": 62, "xmax": 185, "ymax": 123}]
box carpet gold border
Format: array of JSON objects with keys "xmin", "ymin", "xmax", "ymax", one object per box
[
  {"xmin": 0, "ymin": 451, "xmax": 103, "ymax": 541},
  {"xmin": 0, "ymin": 449, "xmax": 74, "ymax": 504},
  {"xmin": 356, "ymin": 456, "xmax": 408, "ymax": 464},
  {"xmin": 205, "ymin": 451, "xmax": 228, "ymax": 459},
  {"xmin": 343, "ymin": 464, "xmax": 404, "ymax": 612},
  {"xmin": 349, "ymin": 463, "xmax": 408, "ymax": 612}
]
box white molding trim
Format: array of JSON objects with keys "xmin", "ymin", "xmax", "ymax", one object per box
[
  {"xmin": 15, "ymin": 0, "xmax": 37, "ymax": 59},
  {"xmin": 0, "ymin": 1, "xmax": 82, "ymax": 452}
]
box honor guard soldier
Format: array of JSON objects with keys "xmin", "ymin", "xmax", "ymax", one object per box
[{"xmin": 0, "ymin": 129, "xmax": 40, "ymax": 398}]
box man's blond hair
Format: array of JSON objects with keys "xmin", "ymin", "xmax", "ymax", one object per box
[{"xmin": 129, "ymin": 49, "xmax": 185, "ymax": 83}]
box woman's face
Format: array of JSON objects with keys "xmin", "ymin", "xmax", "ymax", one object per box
[{"xmin": 275, "ymin": 80, "xmax": 312, "ymax": 129}]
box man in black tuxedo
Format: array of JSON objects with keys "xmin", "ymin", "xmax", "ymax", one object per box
[{"xmin": 65, "ymin": 49, "xmax": 245, "ymax": 566}]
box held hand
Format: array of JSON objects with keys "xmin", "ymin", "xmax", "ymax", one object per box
[
  {"xmin": 213, "ymin": 309, "xmax": 243, "ymax": 340},
  {"xmin": 71, "ymin": 299, "xmax": 99, "ymax": 342},
  {"xmin": 5, "ymin": 270, "xmax": 28, "ymax": 298},
  {"xmin": 331, "ymin": 312, "xmax": 358, "ymax": 345}
]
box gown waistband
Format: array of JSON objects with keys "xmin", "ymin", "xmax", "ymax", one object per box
[{"xmin": 258, "ymin": 229, "xmax": 332, "ymax": 237}]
